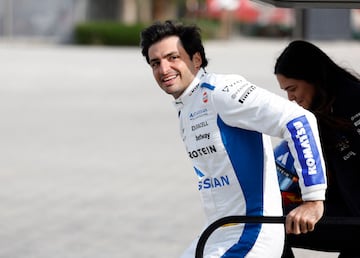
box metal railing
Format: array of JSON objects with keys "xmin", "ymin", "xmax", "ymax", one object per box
[{"xmin": 195, "ymin": 215, "xmax": 360, "ymax": 258}]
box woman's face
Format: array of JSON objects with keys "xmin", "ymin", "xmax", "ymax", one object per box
[{"xmin": 276, "ymin": 74, "xmax": 316, "ymax": 109}]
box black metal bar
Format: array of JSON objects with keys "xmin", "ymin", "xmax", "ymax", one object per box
[{"xmin": 195, "ymin": 215, "xmax": 360, "ymax": 258}]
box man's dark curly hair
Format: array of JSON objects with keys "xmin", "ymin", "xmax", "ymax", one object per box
[{"xmin": 140, "ymin": 20, "xmax": 208, "ymax": 68}]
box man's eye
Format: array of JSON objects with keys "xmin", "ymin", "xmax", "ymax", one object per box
[{"xmin": 151, "ymin": 62, "xmax": 159, "ymax": 68}]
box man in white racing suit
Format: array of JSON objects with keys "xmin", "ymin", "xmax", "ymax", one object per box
[{"xmin": 140, "ymin": 20, "xmax": 327, "ymax": 258}]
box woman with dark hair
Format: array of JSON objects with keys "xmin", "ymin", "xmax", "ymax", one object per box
[{"xmin": 275, "ymin": 40, "xmax": 360, "ymax": 258}]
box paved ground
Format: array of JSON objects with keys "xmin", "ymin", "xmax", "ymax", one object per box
[{"xmin": 0, "ymin": 37, "xmax": 359, "ymax": 258}]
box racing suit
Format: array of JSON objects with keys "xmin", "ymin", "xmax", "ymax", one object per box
[{"xmin": 176, "ymin": 69, "xmax": 327, "ymax": 258}]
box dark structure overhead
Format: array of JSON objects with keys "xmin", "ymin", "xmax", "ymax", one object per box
[{"xmin": 254, "ymin": 0, "xmax": 360, "ymax": 8}]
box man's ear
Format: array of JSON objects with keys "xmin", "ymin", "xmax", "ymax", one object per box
[{"xmin": 193, "ymin": 52, "xmax": 202, "ymax": 68}]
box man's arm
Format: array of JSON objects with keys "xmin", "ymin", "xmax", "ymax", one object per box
[
  {"xmin": 285, "ymin": 200, "xmax": 324, "ymax": 234},
  {"xmin": 211, "ymin": 76, "xmax": 327, "ymax": 233}
]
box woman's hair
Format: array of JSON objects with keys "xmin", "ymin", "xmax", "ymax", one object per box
[
  {"xmin": 275, "ymin": 40, "xmax": 360, "ymax": 147},
  {"xmin": 140, "ymin": 20, "xmax": 208, "ymax": 68},
  {"xmin": 274, "ymin": 40, "xmax": 360, "ymax": 113}
]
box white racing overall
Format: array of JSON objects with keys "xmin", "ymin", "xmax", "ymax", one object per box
[{"xmin": 176, "ymin": 69, "xmax": 327, "ymax": 258}]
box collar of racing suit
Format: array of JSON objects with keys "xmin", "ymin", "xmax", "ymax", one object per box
[{"xmin": 173, "ymin": 68, "xmax": 207, "ymax": 111}]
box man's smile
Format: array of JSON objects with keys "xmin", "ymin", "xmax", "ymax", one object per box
[{"xmin": 162, "ymin": 73, "xmax": 179, "ymax": 85}]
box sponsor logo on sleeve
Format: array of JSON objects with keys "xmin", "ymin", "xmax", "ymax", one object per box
[
  {"xmin": 238, "ymin": 85, "xmax": 256, "ymax": 104},
  {"xmin": 222, "ymin": 79, "xmax": 244, "ymax": 93},
  {"xmin": 287, "ymin": 116, "xmax": 325, "ymax": 186},
  {"xmin": 231, "ymin": 85, "xmax": 246, "ymax": 99}
]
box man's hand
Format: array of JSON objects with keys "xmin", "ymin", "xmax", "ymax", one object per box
[{"xmin": 285, "ymin": 200, "xmax": 324, "ymax": 234}]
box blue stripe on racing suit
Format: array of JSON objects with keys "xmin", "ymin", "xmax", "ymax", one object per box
[{"xmin": 218, "ymin": 117, "xmax": 263, "ymax": 257}]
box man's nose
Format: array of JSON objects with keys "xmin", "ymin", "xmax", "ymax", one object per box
[{"xmin": 159, "ymin": 61, "xmax": 170, "ymax": 74}]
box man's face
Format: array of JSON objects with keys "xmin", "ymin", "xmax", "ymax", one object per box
[{"xmin": 148, "ymin": 36, "xmax": 202, "ymax": 99}]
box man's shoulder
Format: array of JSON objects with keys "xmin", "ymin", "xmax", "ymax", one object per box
[
  {"xmin": 200, "ymin": 73, "xmax": 248, "ymax": 91},
  {"xmin": 199, "ymin": 72, "xmax": 261, "ymax": 108}
]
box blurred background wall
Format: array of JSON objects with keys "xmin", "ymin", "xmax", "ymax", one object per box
[{"xmin": 0, "ymin": 0, "xmax": 359, "ymax": 43}]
